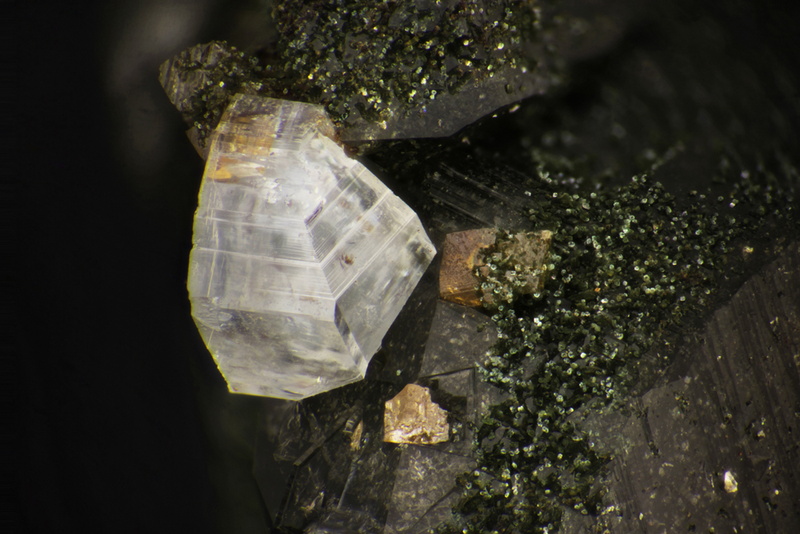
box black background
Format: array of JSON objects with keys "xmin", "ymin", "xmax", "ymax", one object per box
[{"xmin": 18, "ymin": 1, "xmax": 272, "ymax": 531}]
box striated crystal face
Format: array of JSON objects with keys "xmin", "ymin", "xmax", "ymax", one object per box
[{"xmin": 188, "ymin": 95, "xmax": 436, "ymax": 399}]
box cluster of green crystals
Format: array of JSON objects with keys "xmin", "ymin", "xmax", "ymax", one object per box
[
  {"xmin": 166, "ymin": 1, "xmax": 554, "ymax": 148},
  {"xmin": 273, "ymin": 0, "xmax": 542, "ymax": 125},
  {"xmin": 439, "ymin": 162, "xmax": 798, "ymax": 533}
]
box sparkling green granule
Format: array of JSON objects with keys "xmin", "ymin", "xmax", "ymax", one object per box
[
  {"xmin": 273, "ymin": 0, "xmax": 542, "ymax": 126},
  {"xmin": 438, "ymin": 164, "xmax": 797, "ymax": 533}
]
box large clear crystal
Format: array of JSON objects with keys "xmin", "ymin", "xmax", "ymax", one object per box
[{"xmin": 187, "ymin": 95, "xmax": 436, "ymax": 399}]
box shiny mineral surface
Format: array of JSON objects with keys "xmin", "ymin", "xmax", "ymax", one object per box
[
  {"xmin": 158, "ymin": 1, "xmax": 561, "ymax": 146},
  {"xmin": 439, "ymin": 228, "xmax": 497, "ymax": 307},
  {"xmin": 188, "ymin": 95, "xmax": 435, "ymax": 399},
  {"xmin": 383, "ymin": 383, "xmax": 450, "ymax": 445},
  {"xmin": 272, "ymin": 0, "xmax": 559, "ymax": 141}
]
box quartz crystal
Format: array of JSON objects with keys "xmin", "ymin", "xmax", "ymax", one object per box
[{"xmin": 188, "ymin": 95, "xmax": 436, "ymax": 399}]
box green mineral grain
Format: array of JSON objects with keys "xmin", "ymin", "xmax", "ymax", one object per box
[
  {"xmin": 164, "ymin": 1, "xmax": 556, "ymax": 147},
  {"xmin": 272, "ymin": 0, "xmax": 544, "ymax": 126},
  {"xmin": 438, "ymin": 162, "xmax": 798, "ymax": 533}
]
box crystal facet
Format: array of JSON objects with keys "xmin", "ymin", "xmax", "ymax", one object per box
[
  {"xmin": 439, "ymin": 228, "xmax": 497, "ymax": 307},
  {"xmin": 188, "ymin": 95, "xmax": 436, "ymax": 399},
  {"xmin": 383, "ymin": 384, "xmax": 450, "ymax": 445}
]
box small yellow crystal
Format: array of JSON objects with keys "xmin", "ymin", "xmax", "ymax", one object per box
[{"xmin": 384, "ymin": 384, "xmax": 450, "ymax": 445}]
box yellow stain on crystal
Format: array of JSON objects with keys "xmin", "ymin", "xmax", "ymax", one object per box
[
  {"xmin": 384, "ymin": 384, "xmax": 449, "ymax": 445},
  {"xmin": 208, "ymin": 155, "xmax": 266, "ymax": 182}
]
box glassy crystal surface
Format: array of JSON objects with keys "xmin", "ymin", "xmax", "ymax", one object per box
[
  {"xmin": 439, "ymin": 228, "xmax": 497, "ymax": 307},
  {"xmin": 383, "ymin": 384, "xmax": 449, "ymax": 445},
  {"xmin": 188, "ymin": 95, "xmax": 436, "ymax": 399}
]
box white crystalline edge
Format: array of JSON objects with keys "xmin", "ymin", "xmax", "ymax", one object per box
[
  {"xmin": 193, "ymin": 310, "xmax": 365, "ymax": 398},
  {"xmin": 194, "ymin": 306, "xmax": 356, "ymax": 369},
  {"xmin": 194, "ymin": 215, "xmax": 316, "ymax": 262},
  {"xmin": 218, "ymin": 95, "xmax": 334, "ymax": 148},
  {"xmin": 198, "ymin": 150, "xmax": 336, "ymax": 220},
  {"xmin": 269, "ymin": 97, "xmax": 331, "ymax": 145},
  {"xmin": 305, "ymin": 165, "xmax": 386, "ymax": 259},
  {"xmin": 317, "ymin": 188, "xmax": 394, "ymax": 295},
  {"xmin": 188, "ymin": 246, "xmax": 337, "ymax": 319},
  {"xmin": 334, "ymin": 216, "xmax": 436, "ymax": 357},
  {"xmin": 188, "ymin": 95, "xmax": 436, "ymax": 398},
  {"xmin": 326, "ymin": 195, "xmax": 415, "ymax": 299},
  {"xmin": 193, "ymin": 119, "xmax": 419, "ymax": 312}
]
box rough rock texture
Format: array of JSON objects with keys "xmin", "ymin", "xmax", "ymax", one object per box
[
  {"xmin": 251, "ymin": 298, "xmax": 501, "ymax": 532},
  {"xmin": 568, "ymin": 242, "xmax": 800, "ymax": 532}
]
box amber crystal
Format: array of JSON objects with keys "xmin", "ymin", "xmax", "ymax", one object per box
[
  {"xmin": 439, "ymin": 228, "xmax": 497, "ymax": 307},
  {"xmin": 383, "ymin": 384, "xmax": 450, "ymax": 445}
]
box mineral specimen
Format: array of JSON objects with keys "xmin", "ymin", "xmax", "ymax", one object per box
[
  {"xmin": 439, "ymin": 228, "xmax": 497, "ymax": 307},
  {"xmin": 383, "ymin": 384, "xmax": 450, "ymax": 445},
  {"xmin": 158, "ymin": 41, "xmax": 269, "ymax": 157},
  {"xmin": 157, "ymin": 2, "xmax": 563, "ymax": 146},
  {"xmin": 187, "ymin": 95, "xmax": 436, "ymax": 399},
  {"xmin": 478, "ymin": 229, "xmax": 552, "ymax": 308},
  {"xmin": 439, "ymin": 229, "xmax": 552, "ymax": 308},
  {"xmin": 252, "ymin": 296, "xmax": 503, "ymax": 531}
]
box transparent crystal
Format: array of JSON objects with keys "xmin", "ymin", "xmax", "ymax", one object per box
[{"xmin": 187, "ymin": 95, "xmax": 436, "ymax": 399}]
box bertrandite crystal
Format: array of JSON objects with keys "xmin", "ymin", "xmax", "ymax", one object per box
[{"xmin": 188, "ymin": 95, "xmax": 436, "ymax": 399}]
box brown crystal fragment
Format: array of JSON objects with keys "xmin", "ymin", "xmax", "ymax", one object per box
[
  {"xmin": 439, "ymin": 228, "xmax": 497, "ymax": 307},
  {"xmin": 439, "ymin": 229, "xmax": 553, "ymax": 308},
  {"xmin": 349, "ymin": 420, "xmax": 363, "ymax": 452},
  {"xmin": 383, "ymin": 384, "xmax": 449, "ymax": 445}
]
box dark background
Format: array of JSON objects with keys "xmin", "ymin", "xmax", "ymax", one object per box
[
  {"xmin": 16, "ymin": 1, "xmax": 800, "ymax": 532},
  {"xmin": 19, "ymin": 1, "xmax": 273, "ymax": 532}
]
